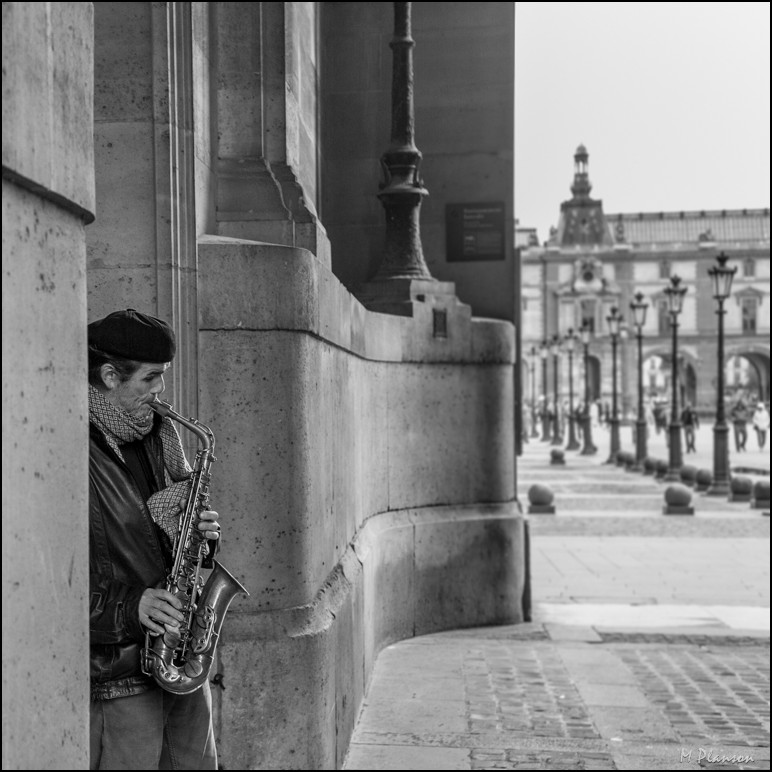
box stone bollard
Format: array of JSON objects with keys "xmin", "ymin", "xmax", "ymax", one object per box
[
  {"xmin": 655, "ymin": 460, "xmax": 668, "ymax": 480},
  {"xmin": 663, "ymin": 483, "xmax": 694, "ymax": 515},
  {"xmin": 695, "ymin": 468, "xmax": 713, "ymax": 492},
  {"xmin": 643, "ymin": 457, "xmax": 656, "ymax": 476},
  {"xmin": 528, "ymin": 484, "xmax": 555, "ymax": 514},
  {"xmin": 621, "ymin": 451, "xmax": 635, "ymax": 471},
  {"xmin": 550, "ymin": 449, "xmax": 565, "ymax": 466},
  {"xmin": 615, "ymin": 450, "xmax": 626, "ymax": 467},
  {"xmin": 679, "ymin": 464, "xmax": 698, "ymax": 488},
  {"xmin": 751, "ymin": 480, "xmax": 770, "ymax": 510},
  {"xmin": 729, "ymin": 476, "xmax": 753, "ymax": 503}
]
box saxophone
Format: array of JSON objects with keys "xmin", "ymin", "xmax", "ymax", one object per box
[{"xmin": 141, "ymin": 399, "xmax": 249, "ymax": 695}]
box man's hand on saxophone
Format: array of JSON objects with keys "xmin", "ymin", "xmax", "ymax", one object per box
[
  {"xmin": 197, "ymin": 508, "xmax": 221, "ymax": 541},
  {"xmin": 139, "ymin": 587, "xmax": 184, "ymax": 639}
]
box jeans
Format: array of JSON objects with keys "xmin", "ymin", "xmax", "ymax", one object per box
[
  {"xmin": 90, "ymin": 684, "xmax": 217, "ymax": 770},
  {"xmin": 733, "ymin": 423, "xmax": 748, "ymax": 451},
  {"xmin": 683, "ymin": 426, "xmax": 696, "ymax": 452}
]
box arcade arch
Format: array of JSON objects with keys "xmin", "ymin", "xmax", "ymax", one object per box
[
  {"xmin": 725, "ymin": 347, "xmax": 770, "ymax": 405},
  {"xmin": 642, "ymin": 352, "xmax": 698, "ymax": 409}
]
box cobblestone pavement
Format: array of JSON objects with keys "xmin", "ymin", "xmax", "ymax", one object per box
[
  {"xmin": 343, "ymin": 440, "xmax": 770, "ymax": 771},
  {"xmin": 345, "ymin": 633, "xmax": 769, "ymax": 770}
]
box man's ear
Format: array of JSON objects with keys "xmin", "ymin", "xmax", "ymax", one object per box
[{"xmin": 99, "ymin": 364, "xmax": 120, "ymax": 391}]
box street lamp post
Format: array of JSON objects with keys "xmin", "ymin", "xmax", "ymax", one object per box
[
  {"xmin": 630, "ymin": 292, "xmax": 649, "ymax": 471},
  {"xmin": 663, "ymin": 275, "xmax": 688, "ymax": 481},
  {"xmin": 529, "ymin": 346, "xmax": 539, "ymax": 437},
  {"xmin": 550, "ymin": 334, "xmax": 562, "ymax": 445},
  {"xmin": 539, "ymin": 341, "xmax": 550, "ymax": 441},
  {"xmin": 564, "ymin": 329, "xmax": 580, "ymax": 450},
  {"xmin": 605, "ymin": 307, "xmax": 623, "ymax": 463},
  {"xmin": 706, "ymin": 252, "xmax": 737, "ymax": 496},
  {"xmin": 579, "ymin": 323, "xmax": 597, "ymax": 455}
]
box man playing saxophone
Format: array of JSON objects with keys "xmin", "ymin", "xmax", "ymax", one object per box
[{"xmin": 88, "ymin": 309, "xmax": 220, "ymax": 770}]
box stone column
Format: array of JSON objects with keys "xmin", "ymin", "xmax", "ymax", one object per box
[
  {"xmin": 89, "ymin": 2, "xmax": 198, "ymax": 424},
  {"xmin": 212, "ymin": 2, "xmax": 330, "ymax": 266},
  {"xmin": 2, "ymin": 3, "xmax": 94, "ymax": 767}
]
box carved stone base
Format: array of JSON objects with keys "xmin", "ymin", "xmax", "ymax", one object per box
[
  {"xmin": 663, "ymin": 505, "xmax": 695, "ymax": 515},
  {"xmin": 355, "ymin": 277, "xmax": 462, "ymax": 318}
]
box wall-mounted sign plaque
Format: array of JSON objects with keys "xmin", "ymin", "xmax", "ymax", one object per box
[{"xmin": 446, "ymin": 202, "xmax": 506, "ymax": 262}]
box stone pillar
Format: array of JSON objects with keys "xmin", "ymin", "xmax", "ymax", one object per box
[
  {"xmin": 89, "ymin": 2, "xmax": 198, "ymax": 423},
  {"xmin": 2, "ymin": 3, "xmax": 94, "ymax": 767},
  {"xmin": 212, "ymin": 2, "xmax": 330, "ymax": 266}
]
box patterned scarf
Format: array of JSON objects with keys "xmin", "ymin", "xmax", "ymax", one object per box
[{"xmin": 88, "ymin": 385, "xmax": 192, "ymax": 542}]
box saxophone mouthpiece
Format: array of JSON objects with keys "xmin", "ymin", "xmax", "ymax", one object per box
[{"xmin": 149, "ymin": 399, "xmax": 173, "ymax": 418}]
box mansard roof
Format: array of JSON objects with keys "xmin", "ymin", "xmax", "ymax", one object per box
[{"xmin": 605, "ymin": 208, "xmax": 770, "ymax": 245}]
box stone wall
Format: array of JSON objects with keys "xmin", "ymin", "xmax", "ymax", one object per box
[
  {"xmin": 2, "ymin": 3, "xmax": 94, "ymax": 768},
  {"xmin": 196, "ymin": 237, "xmax": 524, "ymax": 768}
]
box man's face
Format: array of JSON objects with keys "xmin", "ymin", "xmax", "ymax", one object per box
[{"xmin": 107, "ymin": 362, "xmax": 170, "ymax": 427}]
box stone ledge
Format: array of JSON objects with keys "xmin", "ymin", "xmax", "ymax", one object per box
[
  {"xmin": 224, "ymin": 501, "xmax": 523, "ymax": 641},
  {"xmin": 197, "ymin": 235, "xmax": 514, "ymax": 364}
]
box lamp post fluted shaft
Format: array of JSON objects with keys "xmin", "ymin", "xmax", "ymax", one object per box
[
  {"xmin": 706, "ymin": 253, "xmax": 736, "ymax": 494},
  {"xmin": 565, "ymin": 342, "xmax": 580, "ymax": 450},
  {"xmin": 606, "ymin": 333, "xmax": 621, "ymax": 463},
  {"xmin": 580, "ymin": 335, "xmax": 597, "ymax": 455},
  {"xmin": 706, "ymin": 298, "xmax": 730, "ymax": 494},
  {"xmin": 664, "ymin": 315, "xmax": 683, "ymax": 481},
  {"xmin": 551, "ymin": 344, "xmax": 562, "ymax": 445},
  {"xmin": 540, "ymin": 348, "xmax": 550, "ymax": 441},
  {"xmin": 633, "ymin": 327, "xmax": 647, "ymax": 470},
  {"xmin": 373, "ymin": 2, "xmax": 432, "ymax": 281},
  {"xmin": 530, "ymin": 357, "xmax": 539, "ymax": 437}
]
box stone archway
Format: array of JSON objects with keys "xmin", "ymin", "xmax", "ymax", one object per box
[
  {"xmin": 726, "ymin": 347, "xmax": 770, "ymax": 404},
  {"xmin": 643, "ymin": 352, "xmax": 698, "ymax": 408}
]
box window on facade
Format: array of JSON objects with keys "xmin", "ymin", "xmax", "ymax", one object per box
[
  {"xmin": 580, "ymin": 299, "xmax": 595, "ymax": 333},
  {"xmin": 657, "ymin": 300, "xmax": 672, "ymax": 336},
  {"xmin": 659, "ymin": 260, "xmax": 671, "ymax": 279},
  {"xmin": 743, "ymin": 258, "xmax": 755, "ymax": 278},
  {"xmin": 741, "ymin": 298, "xmax": 758, "ymax": 333}
]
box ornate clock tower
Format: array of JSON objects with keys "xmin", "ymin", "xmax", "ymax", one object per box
[{"xmin": 557, "ymin": 144, "xmax": 613, "ymax": 246}]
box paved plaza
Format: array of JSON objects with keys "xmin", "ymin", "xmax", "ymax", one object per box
[{"xmin": 343, "ymin": 427, "xmax": 770, "ymax": 770}]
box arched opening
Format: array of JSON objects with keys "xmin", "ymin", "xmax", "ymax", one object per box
[
  {"xmin": 726, "ymin": 353, "xmax": 770, "ymax": 404},
  {"xmin": 643, "ymin": 354, "xmax": 696, "ymax": 409}
]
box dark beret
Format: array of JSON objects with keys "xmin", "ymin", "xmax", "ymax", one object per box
[{"xmin": 88, "ymin": 309, "xmax": 176, "ymax": 363}]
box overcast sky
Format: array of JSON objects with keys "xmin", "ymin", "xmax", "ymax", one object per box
[{"xmin": 514, "ymin": 1, "xmax": 771, "ymax": 242}]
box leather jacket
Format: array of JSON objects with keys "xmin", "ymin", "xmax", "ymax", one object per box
[{"xmin": 89, "ymin": 417, "xmax": 169, "ymax": 701}]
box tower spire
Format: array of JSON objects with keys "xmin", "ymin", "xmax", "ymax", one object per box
[{"xmin": 570, "ymin": 143, "xmax": 592, "ymax": 199}]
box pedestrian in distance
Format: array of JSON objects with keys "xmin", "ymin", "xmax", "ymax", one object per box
[
  {"xmin": 681, "ymin": 403, "xmax": 700, "ymax": 453},
  {"xmin": 652, "ymin": 401, "xmax": 667, "ymax": 435},
  {"xmin": 752, "ymin": 402, "xmax": 770, "ymax": 450},
  {"xmin": 730, "ymin": 398, "xmax": 750, "ymax": 452},
  {"xmin": 591, "ymin": 399, "xmax": 602, "ymax": 429},
  {"xmin": 88, "ymin": 309, "xmax": 222, "ymax": 770},
  {"xmin": 575, "ymin": 402, "xmax": 585, "ymax": 441}
]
